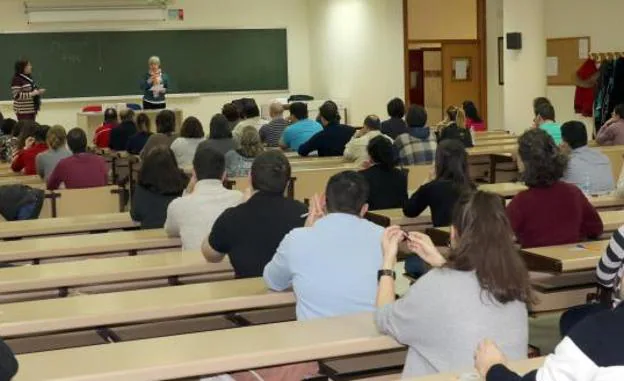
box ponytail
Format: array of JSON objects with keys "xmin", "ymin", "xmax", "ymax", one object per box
[{"xmin": 455, "ymin": 107, "xmax": 467, "ymax": 129}]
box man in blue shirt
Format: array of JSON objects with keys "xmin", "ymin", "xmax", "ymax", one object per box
[
  {"xmin": 298, "ymin": 101, "xmax": 355, "ymax": 157},
  {"xmin": 263, "ymin": 171, "xmax": 384, "ymax": 321},
  {"xmin": 279, "ymin": 102, "xmax": 322, "ymax": 151}
]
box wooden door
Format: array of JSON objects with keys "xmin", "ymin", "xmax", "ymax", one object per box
[{"xmin": 441, "ymin": 42, "xmax": 482, "ymax": 111}]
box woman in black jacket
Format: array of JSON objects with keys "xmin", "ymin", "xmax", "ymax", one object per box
[
  {"xmin": 130, "ymin": 147, "xmax": 188, "ymax": 229},
  {"xmin": 438, "ymin": 106, "xmax": 474, "ymax": 148}
]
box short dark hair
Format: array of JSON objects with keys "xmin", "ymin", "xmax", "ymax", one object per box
[
  {"xmin": 367, "ymin": 135, "xmax": 396, "ymax": 171},
  {"xmin": 518, "ymin": 128, "xmax": 568, "ymax": 188},
  {"xmin": 180, "ymin": 117, "xmax": 205, "ymax": 139},
  {"xmin": 209, "ymin": 114, "xmax": 232, "ymax": 139},
  {"xmin": 139, "ymin": 147, "xmax": 189, "ymax": 195},
  {"xmin": 67, "ymin": 128, "xmax": 88, "ymax": 153},
  {"xmin": 435, "ymin": 139, "xmax": 472, "ymax": 189},
  {"xmin": 405, "ymin": 105, "xmax": 428, "ymax": 127},
  {"xmin": 363, "ymin": 115, "xmax": 381, "ymax": 130},
  {"xmin": 251, "ymin": 150, "xmax": 291, "ymax": 194},
  {"xmin": 222, "ymin": 103, "xmax": 240, "ymax": 122},
  {"xmin": 289, "ymin": 102, "xmax": 309, "ymax": 121},
  {"xmin": 325, "ymin": 171, "xmax": 369, "ymax": 215},
  {"xmin": 136, "ymin": 113, "xmax": 151, "ymax": 134},
  {"xmin": 241, "ymin": 99, "xmax": 260, "ymax": 119},
  {"xmin": 614, "ymin": 104, "xmax": 624, "ymax": 118},
  {"xmin": 193, "ymin": 146, "xmax": 225, "ymax": 181},
  {"xmin": 16, "ymin": 120, "xmax": 38, "ymax": 149},
  {"xmin": 535, "ymin": 103, "xmax": 555, "ymax": 121},
  {"xmin": 34, "ymin": 125, "xmax": 49, "ymax": 142},
  {"xmin": 156, "ymin": 110, "xmax": 176, "ymax": 135},
  {"xmin": 533, "ymin": 97, "xmax": 551, "ymax": 114},
  {"xmin": 120, "ymin": 109, "xmax": 135, "ymax": 123},
  {"xmin": 462, "ymin": 100, "xmax": 482, "ymax": 123},
  {"xmin": 319, "ymin": 101, "xmax": 340, "ymax": 124},
  {"xmin": 14, "ymin": 59, "xmax": 29, "ymax": 75},
  {"xmin": 104, "ymin": 108, "xmax": 118, "ymax": 124},
  {"xmin": 1, "ymin": 118, "xmax": 16, "ymax": 136},
  {"xmin": 561, "ymin": 121, "xmax": 588, "ymax": 149},
  {"xmin": 387, "ymin": 98, "xmax": 406, "ymax": 118}
]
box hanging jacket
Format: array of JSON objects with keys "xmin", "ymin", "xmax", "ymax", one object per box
[
  {"xmin": 0, "ymin": 185, "xmax": 44, "ymax": 221},
  {"xmin": 574, "ymin": 58, "xmax": 599, "ymax": 117}
]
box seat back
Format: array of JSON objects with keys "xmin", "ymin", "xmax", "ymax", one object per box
[{"xmin": 53, "ymin": 186, "xmax": 123, "ymax": 217}]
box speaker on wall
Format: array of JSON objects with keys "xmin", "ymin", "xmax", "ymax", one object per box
[{"xmin": 506, "ymin": 32, "xmax": 522, "ymax": 50}]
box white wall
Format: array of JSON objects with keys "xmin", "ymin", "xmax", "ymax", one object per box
[
  {"xmin": 0, "ymin": 0, "xmax": 312, "ymax": 129},
  {"xmin": 308, "ymin": 0, "xmax": 405, "ymax": 124},
  {"xmin": 485, "ymin": 0, "xmax": 503, "ymax": 130}
]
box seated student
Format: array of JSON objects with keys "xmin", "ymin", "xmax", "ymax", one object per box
[
  {"xmin": 381, "ymin": 97, "xmax": 409, "ymax": 139},
  {"xmin": 259, "ymin": 102, "xmax": 289, "ymax": 147},
  {"xmin": 475, "ymin": 295, "xmax": 624, "ymax": 381},
  {"xmin": 298, "ymin": 101, "xmax": 355, "ymax": 157},
  {"xmin": 0, "ymin": 337, "xmax": 18, "ymax": 380},
  {"xmin": 463, "ymin": 100, "xmax": 486, "ymax": 132},
  {"xmin": 47, "ymin": 128, "xmax": 108, "ymax": 190},
  {"xmin": 0, "ymin": 118, "xmax": 17, "ymax": 163},
  {"xmin": 394, "ymin": 105, "xmax": 437, "ymax": 165},
  {"xmin": 561, "ymin": 120, "xmax": 614, "ymax": 195},
  {"xmin": 140, "ymin": 109, "xmax": 177, "ymax": 160},
  {"xmin": 12, "ymin": 124, "xmax": 48, "ymax": 175},
  {"xmin": 377, "ymin": 191, "xmax": 530, "ymax": 378},
  {"xmin": 596, "ymin": 103, "xmax": 624, "ymax": 146},
  {"xmin": 279, "ymin": 102, "xmax": 322, "ymax": 151},
  {"xmin": 360, "ymin": 135, "xmax": 408, "ymax": 210},
  {"xmin": 170, "ymin": 116, "xmax": 205, "ymax": 168},
  {"xmin": 507, "ymin": 129, "xmax": 603, "ymax": 248},
  {"xmin": 164, "ymin": 146, "xmax": 243, "ymax": 250},
  {"xmin": 225, "ymin": 126, "xmax": 264, "ymax": 178},
  {"xmin": 93, "ymin": 108, "xmax": 118, "ymax": 148},
  {"xmin": 131, "ymin": 147, "xmax": 188, "ymax": 229},
  {"xmin": 438, "ymin": 106, "xmax": 474, "ymax": 148},
  {"xmin": 264, "ymin": 170, "xmax": 383, "ymax": 320},
  {"xmin": 200, "ymin": 114, "xmax": 237, "ymax": 155},
  {"xmin": 232, "ymin": 98, "xmax": 265, "ymax": 141},
  {"xmin": 109, "ymin": 108, "xmax": 137, "ymax": 151},
  {"xmin": 221, "ymin": 102, "xmax": 240, "ymax": 131},
  {"xmin": 36, "ymin": 125, "xmax": 71, "ymax": 181},
  {"xmin": 126, "ymin": 113, "xmax": 152, "ymax": 155},
  {"xmin": 203, "ymin": 150, "xmax": 307, "ymax": 278},
  {"xmin": 533, "ymin": 102, "xmax": 562, "ymax": 145},
  {"xmin": 344, "ymin": 115, "xmax": 392, "ymax": 166}
]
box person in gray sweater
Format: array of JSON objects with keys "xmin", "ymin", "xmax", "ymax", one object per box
[
  {"xmin": 375, "ymin": 190, "xmax": 532, "ymax": 378},
  {"xmin": 36, "ymin": 125, "xmax": 71, "ymax": 181}
]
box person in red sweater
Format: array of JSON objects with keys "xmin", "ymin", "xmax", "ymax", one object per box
[
  {"xmin": 93, "ymin": 108, "xmax": 118, "ymax": 148},
  {"xmin": 507, "ymin": 129, "xmax": 603, "ymax": 248},
  {"xmin": 11, "ymin": 124, "xmax": 49, "ymax": 175},
  {"xmin": 47, "ymin": 128, "xmax": 108, "ymax": 190}
]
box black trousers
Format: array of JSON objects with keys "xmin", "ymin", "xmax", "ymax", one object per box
[{"xmin": 142, "ymin": 101, "xmax": 166, "ymax": 110}]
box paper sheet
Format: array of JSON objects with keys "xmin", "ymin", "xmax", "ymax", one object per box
[
  {"xmin": 579, "ymin": 38, "xmax": 589, "ymax": 59},
  {"xmin": 547, "ymin": 57, "xmax": 559, "ymax": 77},
  {"xmin": 454, "ymin": 60, "xmax": 468, "ymax": 80}
]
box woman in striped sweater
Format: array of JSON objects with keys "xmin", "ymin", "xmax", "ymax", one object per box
[{"xmin": 11, "ymin": 60, "xmax": 45, "ymax": 121}]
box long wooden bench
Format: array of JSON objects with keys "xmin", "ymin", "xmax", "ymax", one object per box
[
  {"xmin": 404, "ymin": 357, "xmax": 544, "ymax": 381},
  {"xmin": 14, "ymin": 313, "xmax": 401, "ymax": 381}
]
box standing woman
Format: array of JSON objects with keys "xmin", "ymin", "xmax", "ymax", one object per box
[
  {"xmin": 11, "ymin": 60, "xmax": 45, "ymax": 121},
  {"xmin": 141, "ymin": 56, "xmax": 169, "ymax": 110}
]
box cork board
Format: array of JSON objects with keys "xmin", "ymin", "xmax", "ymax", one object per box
[{"xmin": 546, "ymin": 37, "xmax": 591, "ymax": 86}]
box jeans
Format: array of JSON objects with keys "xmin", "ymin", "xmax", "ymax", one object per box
[{"xmin": 405, "ymin": 255, "xmax": 429, "ymax": 279}]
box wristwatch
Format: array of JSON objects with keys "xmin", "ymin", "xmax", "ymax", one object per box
[{"xmin": 377, "ymin": 269, "xmax": 396, "ymax": 281}]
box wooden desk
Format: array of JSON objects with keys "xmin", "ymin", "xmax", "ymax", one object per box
[
  {"xmin": 404, "ymin": 357, "xmax": 544, "ymax": 381},
  {"xmin": 0, "ymin": 175, "xmax": 42, "ymax": 186},
  {"xmin": 521, "ymin": 240, "xmax": 609, "ymax": 273},
  {"xmin": 366, "ymin": 208, "xmax": 432, "ymax": 229},
  {"xmin": 473, "ymin": 138, "xmax": 518, "ymax": 147},
  {"xmin": 479, "ymin": 182, "xmax": 527, "ymax": 198},
  {"xmin": 0, "ymin": 213, "xmax": 137, "ymax": 240},
  {"xmin": 467, "ymin": 144, "xmax": 518, "ymax": 157},
  {"xmin": 14, "ymin": 313, "xmax": 401, "ymax": 381},
  {"xmin": 0, "ymin": 229, "xmax": 181, "ymax": 263}
]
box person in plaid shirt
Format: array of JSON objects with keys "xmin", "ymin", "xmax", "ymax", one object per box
[{"xmin": 393, "ymin": 105, "xmax": 436, "ymax": 165}]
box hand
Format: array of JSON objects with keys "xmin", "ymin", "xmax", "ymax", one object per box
[
  {"xmin": 406, "ymin": 232, "xmax": 446, "ymax": 268},
  {"xmin": 382, "ymin": 226, "xmax": 405, "ymax": 268},
  {"xmin": 305, "ymin": 193, "xmax": 326, "ymax": 227},
  {"xmin": 24, "ymin": 137, "xmax": 35, "ymax": 149},
  {"xmin": 475, "ymin": 339, "xmax": 507, "ymax": 378},
  {"xmin": 147, "ymin": 78, "xmax": 153, "ymax": 85}
]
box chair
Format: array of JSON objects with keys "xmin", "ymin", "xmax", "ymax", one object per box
[{"xmin": 51, "ymin": 185, "xmax": 124, "ymax": 218}]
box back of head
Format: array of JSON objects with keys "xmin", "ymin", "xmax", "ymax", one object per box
[
  {"xmin": 363, "ymin": 115, "xmax": 381, "ymax": 131},
  {"xmin": 406, "ymin": 105, "xmax": 428, "ymax": 128},
  {"xmin": 193, "ymin": 145, "xmax": 225, "ymax": 181},
  {"xmin": 104, "ymin": 108, "xmax": 118, "ymax": 124},
  {"xmin": 448, "ymin": 190, "xmax": 532, "ymax": 305},
  {"xmin": 319, "ymin": 101, "xmax": 340, "ymax": 125},
  {"xmin": 535, "ymin": 102, "xmax": 556, "ymax": 121},
  {"xmin": 561, "ymin": 121, "xmax": 588, "ymax": 149},
  {"xmin": 325, "ymin": 171, "xmax": 369, "ymax": 215},
  {"xmin": 518, "ymin": 128, "xmax": 567, "ymax": 187},
  {"xmin": 156, "ymin": 110, "xmax": 176, "ymax": 135},
  {"xmin": 269, "ymin": 102, "xmax": 284, "ymax": 118},
  {"xmin": 289, "ymin": 102, "xmax": 309, "ymax": 121},
  {"xmin": 1, "ymin": 118, "xmax": 17, "ymax": 136},
  {"xmin": 67, "ymin": 128, "xmax": 87, "ymax": 154},
  {"xmin": 446, "ymin": 106, "xmax": 459, "ymax": 122},
  {"xmin": 47, "ymin": 125, "xmax": 67, "ymax": 150},
  {"xmin": 34, "ymin": 125, "xmax": 49, "ymax": 143},
  {"xmin": 139, "ymin": 147, "xmax": 187, "ymax": 195},
  {"xmin": 120, "ymin": 109, "xmax": 135, "ymax": 123},
  {"xmin": 533, "ymin": 97, "xmax": 552, "ymax": 114},
  {"xmin": 367, "ymin": 135, "xmax": 396, "ymax": 171},
  {"xmin": 14, "ymin": 59, "xmax": 29, "ymax": 75},
  {"xmin": 180, "ymin": 116, "xmax": 205, "ymax": 139},
  {"xmin": 209, "ymin": 114, "xmax": 232, "ymax": 139},
  {"xmin": 222, "ymin": 103, "xmax": 240, "ymax": 122},
  {"xmin": 251, "ymin": 150, "xmax": 291, "ymax": 194},
  {"xmin": 241, "ymin": 98, "xmax": 260, "ymax": 119},
  {"xmin": 462, "ymin": 100, "xmax": 481, "ymax": 122},
  {"xmin": 387, "ymin": 98, "xmax": 406, "ymax": 119},
  {"xmin": 136, "ymin": 113, "xmax": 151, "ymax": 133},
  {"xmin": 614, "ymin": 103, "xmax": 624, "ymax": 118},
  {"xmin": 239, "ymin": 126, "xmax": 263, "ymax": 157},
  {"xmin": 435, "ymin": 139, "xmax": 471, "ymax": 188},
  {"xmin": 16, "ymin": 120, "xmax": 38, "ymax": 149}
]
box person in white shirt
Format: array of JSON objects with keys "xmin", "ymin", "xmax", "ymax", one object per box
[
  {"xmin": 164, "ymin": 146, "xmax": 243, "ymax": 250},
  {"xmin": 343, "ymin": 115, "xmax": 392, "ymax": 167}
]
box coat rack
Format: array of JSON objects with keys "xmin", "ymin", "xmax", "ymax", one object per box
[{"xmin": 589, "ymin": 52, "xmax": 624, "ymax": 63}]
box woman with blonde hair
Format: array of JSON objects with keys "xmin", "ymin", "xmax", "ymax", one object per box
[
  {"xmin": 36, "ymin": 125, "xmax": 71, "ymax": 180},
  {"xmin": 224, "ymin": 126, "xmax": 264, "ymax": 178},
  {"xmin": 437, "ymin": 106, "xmax": 474, "ymax": 148}
]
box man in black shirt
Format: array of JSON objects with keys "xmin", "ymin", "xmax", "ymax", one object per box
[
  {"xmin": 202, "ymin": 150, "xmax": 307, "ymax": 278},
  {"xmin": 298, "ymin": 100, "xmax": 355, "ymax": 157}
]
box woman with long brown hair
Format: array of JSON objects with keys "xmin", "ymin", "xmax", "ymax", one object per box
[{"xmin": 375, "ymin": 190, "xmax": 531, "ymax": 378}]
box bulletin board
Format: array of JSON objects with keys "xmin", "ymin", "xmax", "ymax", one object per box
[{"xmin": 546, "ymin": 36, "xmax": 591, "ymax": 86}]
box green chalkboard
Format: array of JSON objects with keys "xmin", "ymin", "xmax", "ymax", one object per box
[{"xmin": 0, "ymin": 29, "xmax": 288, "ymax": 100}]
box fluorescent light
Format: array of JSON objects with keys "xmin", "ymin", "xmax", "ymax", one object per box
[{"xmin": 25, "ymin": 3, "xmax": 166, "ymax": 23}]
